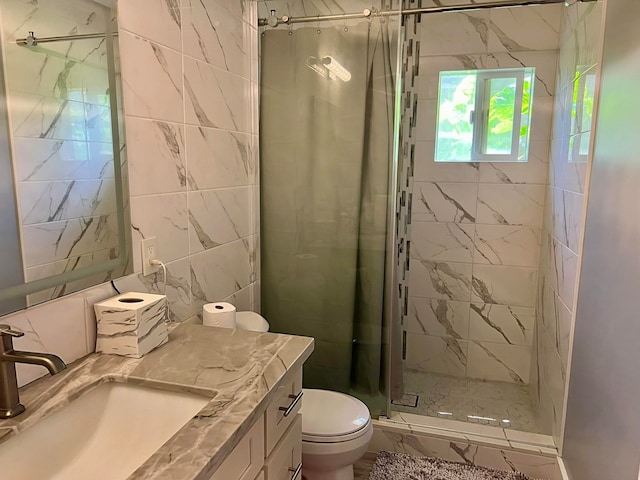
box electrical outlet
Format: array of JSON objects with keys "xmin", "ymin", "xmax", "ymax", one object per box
[{"xmin": 141, "ymin": 236, "xmax": 159, "ymax": 276}]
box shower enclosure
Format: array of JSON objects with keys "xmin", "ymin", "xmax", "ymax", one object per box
[
  {"xmin": 259, "ymin": 1, "xmax": 402, "ymax": 417},
  {"xmin": 259, "ymin": 0, "xmax": 602, "ymax": 445}
]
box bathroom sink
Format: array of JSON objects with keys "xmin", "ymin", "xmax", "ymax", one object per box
[{"xmin": 0, "ymin": 382, "xmax": 211, "ymax": 480}]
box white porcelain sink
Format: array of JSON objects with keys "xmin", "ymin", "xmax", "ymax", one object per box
[{"xmin": 0, "ymin": 382, "xmax": 210, "ymax": 480}]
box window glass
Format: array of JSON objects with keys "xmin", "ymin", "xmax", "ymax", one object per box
[{"xmin": 435, "ymin": 67, "xmax": 535, "ymax": 163}]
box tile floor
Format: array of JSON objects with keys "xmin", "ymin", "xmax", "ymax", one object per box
[
  {"xmin": 354, "ymin": 452, "xmax": 377, "ymax": 479},
  {"xmin": 391, "ymin": 370, "xmax": 543, "ymax": 433}
]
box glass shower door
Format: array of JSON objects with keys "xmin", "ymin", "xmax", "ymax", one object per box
[{"xmin": 259, "ymin": 3, "xmax": 402, "ymax": 417}]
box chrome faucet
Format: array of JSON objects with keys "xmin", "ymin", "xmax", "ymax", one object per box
[{"xmin": 0, "ymin": 324, "xmax": 66, "ymax": 418}]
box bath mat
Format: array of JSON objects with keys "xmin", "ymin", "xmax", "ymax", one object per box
[{"xmin": 368, "ymin": 451, "xmax": 543, "ymax": 480}]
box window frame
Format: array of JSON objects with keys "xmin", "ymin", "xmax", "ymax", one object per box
[
  {"xmin": 471, "ymin": 69, "xmax": 525, "ymax": 162},
  {"xmin": 435, "ymin": 67, "xmax": 534, "ymax": 163}
]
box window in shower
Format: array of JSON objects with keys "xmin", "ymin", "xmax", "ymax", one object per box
[{"xmin": 435, "ymin": 67, "xmax": 535, "ymax": 163}]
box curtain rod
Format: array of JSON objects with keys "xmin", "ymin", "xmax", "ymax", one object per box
[
  {"xmin": 16, "ymin": 31, "xmax": 118, "ymax": 46},
  {"xmin": 258, "ymin": 0, "xmax": 593, "ymax": 27}
]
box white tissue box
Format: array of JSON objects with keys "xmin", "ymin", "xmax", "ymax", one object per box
[{"xmin": 94, "ymin": 292, "xmax": 168, "ymax": 358}]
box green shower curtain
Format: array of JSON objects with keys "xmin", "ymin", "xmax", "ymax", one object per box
[{"xmin": 260, "ymin": 19, "xmax": 395, "ymax": 404}]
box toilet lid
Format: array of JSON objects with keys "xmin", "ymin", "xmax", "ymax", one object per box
[{"xmin": 300, "ymin": 389, "xmax": 371, "ymax": 441}]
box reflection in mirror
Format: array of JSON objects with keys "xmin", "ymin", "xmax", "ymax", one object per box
[
  {"xmin": 0, "ymin": 0, "xmax": 131, "ymax": 315},
  {"xmin": 569, "ymin": 67, "xmax": 596, "ymax": 163}
]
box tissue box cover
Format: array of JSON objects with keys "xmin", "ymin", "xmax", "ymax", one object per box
[{"xmin": 94, "ymin": 292, "xmax": 168, "ymax": 358}]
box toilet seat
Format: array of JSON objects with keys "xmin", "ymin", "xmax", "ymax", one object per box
[{"xmin": 300, "ymin": 389, "xmax": 372, "ymax": 443}]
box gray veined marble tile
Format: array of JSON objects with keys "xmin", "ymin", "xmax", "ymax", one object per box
[
  {"xmin": 484, "ymin": 51, "xmax": 558, "ymax": 98},
  {"xmin": 419, "ymin": 10, "xmax": 489, "ymax": 56},
  {"xmin": 182, "ymin": 0, "xmax": 251, "ymax": 78},
  {"xmin": 79, "ymin": 63, "xmax": 111, "ymax": 107},
  {"xmin": 469, "ymin": 303, "xmax": 534, "ymax": 346},
  {"xmin": 10, "ymin": 93, "xmax": 87, "ymax": 141},
  {"xmin": 2, "ymin": 294, "xmax": 89, "ymax": 387},
  {"xmin": 130, "ymin": 193, "xmax": 189, "ymax": 268},
  {"xmin": 116, "ymin": 257, "xmax": 195, "ymax": 322},
  {"xmin": 185, "ymin": 127, "xmax": 255, "ymax": 190},
  {"xmin": 409, "ymin": 261, "xmax": 473, "ymax": 302},
  {"xmin": 21, "ymin": 214, "xmax": 120, "ymax": 268},
  {"xmin": 127, "ymin": 118, "xmax": 187, "ymax": 196},
  {"xmin": 18, "ymin": 179, "xmax": 117, "ymax": 225},
  {"xmin": 119, "ymin": 32, "xmax": 183, "ymax": 123},
  {"xmin": 3, "ymin": 44, "xmax": 83, "ymax": 100},
  {"xmin": 25, "ymin": 247, "xmax": 118, "ymax": 301},
  {"xmin": 13, "ymin": 138, "xmax": 91, "ymax": 182},
  {"xmin": 411, "ymin": 223, "xmax": 475, "ymax": 263},
  {"xmin": 406, "ymin": 334, "xmax": 468, "ymax": 377},
  {"xmin": 413, "ymin": 142, "xmax": 480, "ymax": 183},
  {"xmin": 477, "ymin": 141, "xmax": 549, "ymax": 186},
  {"xmin": 559, "ymin": 0, "xmax": 603, "ymax": 67},
  {"xmin": 118, "ymin": 0, "xmax": 182, "ymax": 51},
  {"xmin": 188, "ymin": 187, "xmax": 252, "ymax": 254},
  {"xmin": 184, "ymin": 57, "xmax": 250, "ymax": 133},
  {"xmin": 547, "ymin": 187, "xmax": 585, "ymax": 254},
  {"xmin": 407, "ymin": 297, "xmax": 470, "ymax": 339},
  {"xmin": 417, "ymin": 55, "xmax": 489, "ymax": 100},
  {"xmin": 412, "ymin": 182, "xmax": 478, "ymax": 223},
  {"xmin": 223, "ymin": 284, "xmax": 253, "ymax": 312},
  {"xmin": 84, "ymin": 104, "xmax": 112, "ymax": 143},
  {"xmin": 190, "ymin": 236, "xmax": 254, "ymax": 309},
  {"xmin": 552, "ymin": 239, "xmax": 578, "ymax": 308},
  {"xmin": 476, "ymin": 184, "xmax": 545, "ymax": 226},
  {"xmin": 474, "ymin": 225, "xmax": 541, "ymax": 268},
  {"xmin": 488, "ymin": 4, "xmax": 561, "ymax": 53},
  {"xmin": 467, "ymin": 341, "xmax": 531, "ymax": 384},
  {"xmin": 472, "ymin": 265, "xmax": 537, "ymax": 308}
]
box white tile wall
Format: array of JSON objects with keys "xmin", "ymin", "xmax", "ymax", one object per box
[
  {"xmin": 1, "ymin": 0, "xmax": 260, "ymax": 388},
  {"xmin": 406, "ymin": 3, "xmax": 562, "ymax": 384},
  {"xmin": 534, "ymin": 0, "xmax": 604, "ymax": 445}
]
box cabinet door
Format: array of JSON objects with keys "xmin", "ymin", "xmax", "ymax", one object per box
[
  {"xmin": 264, "ymin": 414, "xmax": 302, "ymax": 480},
  {"xmin": 265, "ymin": 368, "xmax": 303, "ymax": 456},
  {"xmin": 208, "ymin": 415, "xmax": 265, "ymax": 480}
]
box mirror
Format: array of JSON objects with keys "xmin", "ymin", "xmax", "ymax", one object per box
[{"xmin": 0, "ymin": 0, "xmax": 131, "ymax": 315}]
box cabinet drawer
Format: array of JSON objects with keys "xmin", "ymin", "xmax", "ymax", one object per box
[
  {"xmin": 264, "ymin": 414, "xmax": 302, "ymax": 480},
  {"xmin": 265, "ymin": 367, "xmax": 303, "ymax": 456},
  {"xmin": 208, "ymin": 415, "xmax": 265, "ymax": 480}
]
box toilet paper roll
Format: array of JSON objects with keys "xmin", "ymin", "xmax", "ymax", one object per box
[{"xmin": 203, "ymin": 302, "xmax": 237, "ymax": 328}]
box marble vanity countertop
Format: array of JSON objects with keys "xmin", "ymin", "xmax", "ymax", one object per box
[{"xmin": 1, "ymin": 323, "xmax": 314, "ymax": 480}]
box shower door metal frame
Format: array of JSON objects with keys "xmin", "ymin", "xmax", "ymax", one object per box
[{"xmin": 258, "ymin": 0, "xmax": 592, "ymax": 28}]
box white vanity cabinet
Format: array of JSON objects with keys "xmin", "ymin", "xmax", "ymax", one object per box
[{"xmin": 209, "ymin": 367, "xmax": 304, "ymax": 480}]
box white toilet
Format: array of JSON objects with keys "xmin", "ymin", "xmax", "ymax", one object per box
[
  {"xmin": 235, "ymin": 312, "xmax": 373, "ymax": 480},
  {"xmin": 235, "ymin": 311, "xmax": 270, "ymax": 332},
  {"xmin": 299, "ymin": 389, "xmax": 373, "ymax": 480}
]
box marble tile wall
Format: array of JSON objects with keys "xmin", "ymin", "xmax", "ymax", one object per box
[
  {"xmin": 533, "ymin": 0, "xmax": 604, "ymax": 445},
  {"xmin": 2, "ymin": 0, "xmax": 260, "ymax": 387},
  {"xmin": 405, "ymin": 4, "xmax": 561, "ymax": 385},
  {"xmin": 1, "ymin": 0, "xmax": 120, "ymax": 300}
]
